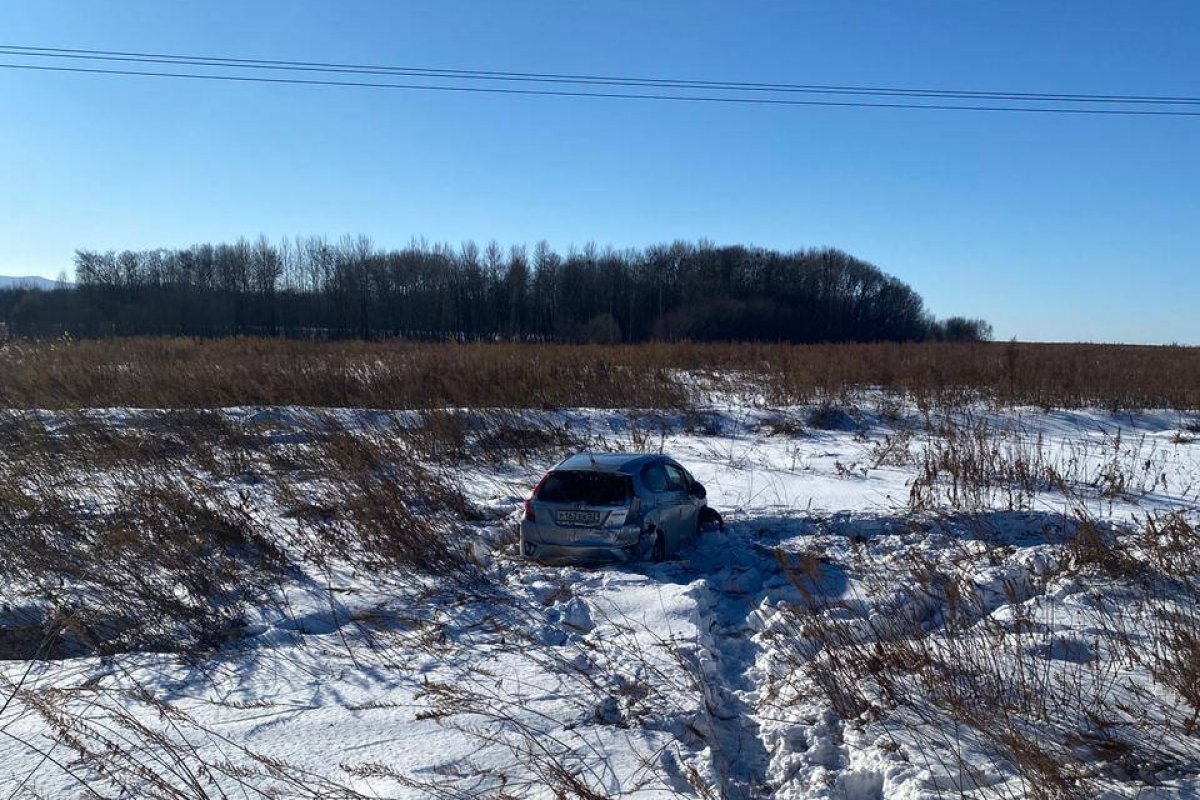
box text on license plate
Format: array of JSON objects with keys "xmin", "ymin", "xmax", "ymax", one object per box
[{"xmin": 555, "ymin": 510, "xmax": 603, "ymax": 526}]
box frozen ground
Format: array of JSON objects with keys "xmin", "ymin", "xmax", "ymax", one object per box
[{"xmin": 2, "ymin": 401, "xmax": 1199, "ymax": 798}]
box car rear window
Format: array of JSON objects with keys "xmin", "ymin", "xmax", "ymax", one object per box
[{"xmin": 537, "ymin": 471, "xmax": 631, "ymax": 506}]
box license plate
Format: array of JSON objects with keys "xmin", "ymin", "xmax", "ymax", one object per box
[{"xmin": 554, "ymin": 509, "xmax": 604, "ymax": 527}]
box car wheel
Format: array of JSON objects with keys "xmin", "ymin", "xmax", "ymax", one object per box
[
  {"xmin": 700, "ymin": 506, "xmax": 724, "ymax": 531},
  {"xmin": 652, "ymin": 531, "xmax": 666, "ymax": 563}
]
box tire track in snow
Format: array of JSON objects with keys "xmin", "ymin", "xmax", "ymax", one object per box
[
  {"xmin": 677, "ymin": 519, "xmax": 807, "ymax": 799},
  {"xmin": 690, "ymin": 576, "xmax": 770, "ymax": 798}
]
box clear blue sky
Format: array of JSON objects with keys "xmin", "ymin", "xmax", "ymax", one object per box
[{"xmin": 1, "ymin": 1, "xmax": 1197, "ymax": 343}]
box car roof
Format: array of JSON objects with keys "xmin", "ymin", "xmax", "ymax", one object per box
[{"xmin": 553, "ymin": 452, "xmax": 667, "ymax": 474}]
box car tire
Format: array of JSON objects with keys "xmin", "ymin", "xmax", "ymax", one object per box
[
  {"xmin": 652, "ymin": 531, "xmax": 666, "ymax": 563},
  {"xmin": 700, "ymin": 506, "xmax": 724, "ymax": 532}
]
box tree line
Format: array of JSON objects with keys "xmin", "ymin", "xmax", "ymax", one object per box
[{"xmin": 0, "ymin": 237, "xmax": 992, "ymax": 343}]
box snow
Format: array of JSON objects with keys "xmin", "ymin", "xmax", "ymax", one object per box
[
  {"xmin": 2, "ymin": 400, "xmax": 1199, "ymax": 798},
  {"xmin": 0, "ymin": 275, "xmax": 72, "ymax": 291}
]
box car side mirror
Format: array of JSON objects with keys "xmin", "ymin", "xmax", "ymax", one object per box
[{"xmin": 690, "ymin": 482, "xmax": 707, "ymax": 499}]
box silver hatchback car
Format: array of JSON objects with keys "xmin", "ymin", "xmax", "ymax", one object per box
[{"xmin": 520, "ymin": 453, "xmax": 708, "ymax": 564}]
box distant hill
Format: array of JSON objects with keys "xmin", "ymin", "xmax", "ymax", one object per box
[{"xmin": 0, "ymin": 275, "xmax": 73, "ymax": 290}]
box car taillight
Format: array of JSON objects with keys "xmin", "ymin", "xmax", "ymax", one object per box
[{"xmin": 525, "ymin": 474, "xmax": 549, "ymax": 522}]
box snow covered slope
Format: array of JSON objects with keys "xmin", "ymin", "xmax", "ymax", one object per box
[{"xmin": 0, "ymin": 274, "xmax": 71, "ymax": 290}]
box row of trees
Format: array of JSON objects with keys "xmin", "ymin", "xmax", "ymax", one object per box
[{"xmin": 1, "ymin": 237, "xmax": 991, "ymax": 343}]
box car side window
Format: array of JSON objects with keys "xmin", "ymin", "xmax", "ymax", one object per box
[
  {"xmin": 664, "ymin": 464, "xmax": 689, "ymax": 492},
  {"xmin": 641, "ymin": 463, "xmax": 669, "ymax": 493}
]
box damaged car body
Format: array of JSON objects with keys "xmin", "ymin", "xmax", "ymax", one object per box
[{"xmin": 520, "ymin": 453, "xmax": 709, "ymax": 565}]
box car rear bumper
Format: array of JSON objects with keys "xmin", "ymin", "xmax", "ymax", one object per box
[
  {"xmin": 520, "ymin": 522, "xmax": 645, "ymax": 565},
  {"xmin": 522, "ymin": 542, "xmax": 636, "ymax": 565}
]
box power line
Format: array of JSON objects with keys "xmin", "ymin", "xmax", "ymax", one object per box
[
  {"xmin": 4, "ymin": 43, "xmax": 1198, "ymax": 106},
  {"xmin": 2, "ymin": 52, "xmax": 1198, "ymax": 117}
]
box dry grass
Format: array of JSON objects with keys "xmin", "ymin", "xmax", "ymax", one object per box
[
  {"xmin": 0, "ymin": 407, "xmax": 574, "ymax": 797},
  {"xmin": 0, "ymin": 338, "xmax": 1198, "ymax": 410},
  {"xmin": 908, "ymin": 413, "xmax": 1185, "ymax": 514},
  {"xmin": 777, "ymin": 415, "xmax": 1200, "ymax": 799},
  {"xmin": 0, "ymin": 409, "xmax": 483, "ymax": 661},
  {"xmin": 780, "ymin": 510, "xmax": 1200, "ymax": 799}
]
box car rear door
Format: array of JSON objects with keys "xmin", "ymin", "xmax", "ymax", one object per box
[
  {"xmin": 662, "ymin": 463, "xmax": 696, "ymax": 547},
  {"xmin": 640, "ymin": 462, "xmax": 683, "ymax": 546}
]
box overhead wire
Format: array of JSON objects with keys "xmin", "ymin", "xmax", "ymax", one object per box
[
  {"xmin": 4, "ymin": 44, "xmax": 1200, "ymax": 105},
  {"xmin": 1, "ymin": 44, "xmax": 1197, "ymax": 116}
]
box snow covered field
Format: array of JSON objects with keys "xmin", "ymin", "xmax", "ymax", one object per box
[{"xmin": 1, "ymin": 400, "xmax": 1198, "ymax": 799}]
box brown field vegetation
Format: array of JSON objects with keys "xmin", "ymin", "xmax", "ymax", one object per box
[{"xmin": 1, "ymin": 337, "xmax": 1198, "ymax": 410}]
